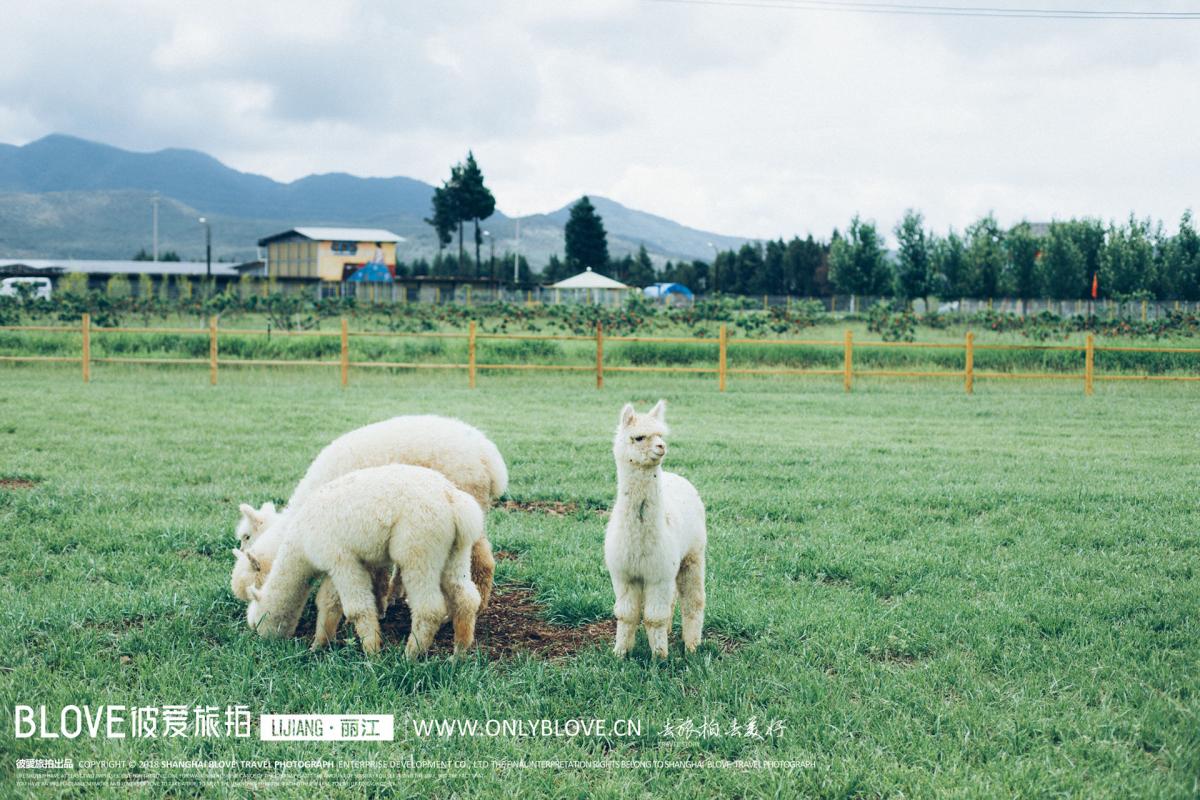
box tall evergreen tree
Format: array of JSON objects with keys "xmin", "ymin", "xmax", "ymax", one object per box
[
  {"xmin": 627, "ymin": 245, "xmax": 657, "ymax": 286},
  {"xmin": 564, "ymin": 196, "xmax": 610, "ymax": 273},
  {"xmin": 424, "ymin": 181, "xmax": 456, "ymax": 254},
  {"xmin": 456, "ymin": 152, "xmax": 496, "ymax": 274}
]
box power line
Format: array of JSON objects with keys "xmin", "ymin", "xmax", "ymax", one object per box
[{"xmin": 649, "ymin": 0, "xmax": 1200, "ymax": 20}]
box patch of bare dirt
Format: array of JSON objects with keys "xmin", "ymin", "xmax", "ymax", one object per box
[
  {"xmin": 501, "ymin": 499, "xmax": 608, "ymax": 518},
  {"xmin": 0, "ymin": 477, "xmax": 38, "ymax": 490},
  {"xmin": 425, "ymin": 587, "xmax": 617, "ymax": 660},
  {"xmin": 296, "ymin": 586, "xmax": 615, "ymax": 660},
  {"xmin": 288, "ymin": 583, "xmax": 742, "ymax": 660}
]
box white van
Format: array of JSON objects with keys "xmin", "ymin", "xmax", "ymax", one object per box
[{"xmin": 0, "ymin": 277, "xmax": 52, "ymax": 300}]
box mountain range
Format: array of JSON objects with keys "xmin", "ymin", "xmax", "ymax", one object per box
[{"xmin": 0, "ymin": 134, "xmax": 751, "ymax": 268}]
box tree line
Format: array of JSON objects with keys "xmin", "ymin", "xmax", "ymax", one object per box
[
  {"xmin": 424, "ymin": 155, "xmax": 1200, "ymax": 300},
  {"xmin": 684, "ymin": 211, "xmax": 1200, "ymax": 302}
]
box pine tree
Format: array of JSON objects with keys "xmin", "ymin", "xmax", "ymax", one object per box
[
  {"xmin": 564, "ymin": 197, "xmax": 609, "ymax": 273},
  {"xmin": 456, "ymin": 152, "xmax": 496, "ymax": 274}
]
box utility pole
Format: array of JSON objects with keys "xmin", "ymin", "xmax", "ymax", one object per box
[
  {"xmin": 514, "ymin": 218, "xmax": 521, "ymax": 287},
  {"xmin": 152, "ymin": 192, "xmax": 160, "ymax": 262},
  {"xmin": 199, "ymin": 217, "xmax": 212, "ymax": 290}
]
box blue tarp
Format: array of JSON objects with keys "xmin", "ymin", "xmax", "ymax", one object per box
[
  {"xmin": 643, "ymin": 282, "xmax": 694, "ymax": 299},
  {"xmin": 347, "ymin": 262, "xmax": 394, "ymax": 283}
]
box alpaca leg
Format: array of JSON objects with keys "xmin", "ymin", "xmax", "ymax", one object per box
[
  {"xmin": 611, "ymin": 578, "xmax": 643, "ymax": 657},
  {"xmin": 371, "ymin": 565, "xmax": 392, "ymax": 617},
  {"xmin": 642, "ymin": 581, "xmax": 676, "ymax": 660},
  {"xmin": 400, "ymin": 563, "xmax": 448, "ymax": 659},
  {"xmin": 387, "ymin": 565, "xmax": 405, "ymax": 603},
  {"xmin": 444, "ymin": 577, "xmax": 482, "ymax": 656},
  {"xmin": 470, "ymin": 537, "xmax": 495, "ymax": 611},
  {"xmin": 327, "ymin": 561, "xmax": 383, "ymax": 655},
  {"xmin": 311, "ymin": 577, "xmax": 343, "ymax": 650},
  {"xmin": 676, "ymin": 554, "xmax": 706, "ymax": 653}
]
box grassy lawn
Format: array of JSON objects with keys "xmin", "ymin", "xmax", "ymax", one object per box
[{"xmin": 1, "ymin": 366, "xmax": 1197, "ymax": 797}]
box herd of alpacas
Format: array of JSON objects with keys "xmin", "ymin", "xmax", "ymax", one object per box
[{"xmin": 230, "ymin": 400, "xmax": 707, "ymax": 660}]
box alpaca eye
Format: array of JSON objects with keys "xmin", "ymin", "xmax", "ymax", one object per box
[{"xmin": 633, "ymin": 436, "xmax": 646, "ymax": 442}]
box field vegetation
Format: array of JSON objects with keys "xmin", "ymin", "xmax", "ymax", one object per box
[{"xmin": 0, "ymin": 367, "xmax": 1197, "ymax": 797}]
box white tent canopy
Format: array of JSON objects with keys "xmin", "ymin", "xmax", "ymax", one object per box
[{"xmin": 549, "ymin": 267, "xmax": 628, "ymax": 290}]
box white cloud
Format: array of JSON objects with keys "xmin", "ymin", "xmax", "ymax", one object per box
[{"xmin": 1, "ymin": 0, "xmax": 1198, "ymax": 239}]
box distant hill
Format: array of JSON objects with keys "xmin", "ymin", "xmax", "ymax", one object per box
[{"xmin": 0, "ymin": 134, "xmax": 753, "ymax": 268}]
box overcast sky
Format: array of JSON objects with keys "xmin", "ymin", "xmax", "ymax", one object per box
[{"xmin": 1, "ymin": 0, "xmax": 1197, "ymax": 240}]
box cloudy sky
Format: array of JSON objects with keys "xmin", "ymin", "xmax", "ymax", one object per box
[{"xmin": 1, "ymin": 0, "xmax": 1197, "ymax": 240}]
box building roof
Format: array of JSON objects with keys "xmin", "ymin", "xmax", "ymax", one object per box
[
  {"xmin": 258, "ymin": 227, "xmax": 404, "ymax": 246},
  {"xmin": 550, "ymin": 268, "xmax": 629, "ymax": 290},
  {"xmin": 0, "ymin": 258, "xmax": 244, "ymax": 277}
]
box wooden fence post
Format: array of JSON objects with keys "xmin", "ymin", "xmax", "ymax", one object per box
[
  {"xmin": 1141, "ymin": 299, "xmax": 1147, "ymax": 322},
  {"xmin": 81, "ymin": 312, "xmax": 90, "ymax": 383},
  {"xmin": 595, "ymin": 323, "xmax": 604, "ymax": 390},
  {"xmin": 340, "ymin": 317, "xmax": 349, "ymax": 388},
  {"xmin": 1085, "ymin": 333, "xmax": 1094, "ymax": 396},
  {"xmin": 718, "ymin": 323, "xmax": 728, "ymax": 392},
  {"xmin": 843, "ymin": 329, "xmax": 853, "ymax": 393},
  {"xmin": 965, "ymin": 331, "xmax": 974, "ymax": 395},
  {"xmin": 208, "ymin": 314, "xmax": 218, "ymax": 386},
  {"xmin": 468, "ymin": 320, "xmax": 477, "ymax": 389},
  {"xmin": 466, "ymin": 285, "xmax": 472, "ymax": 307},
  {"xmin": 763, "ymin": 294, "xmax": 768, "ymax": 311}
]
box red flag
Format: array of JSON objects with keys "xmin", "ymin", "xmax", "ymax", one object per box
[{"xmin": 1091, "ymin": 272, "xmax": 1098, "ymax": 299}]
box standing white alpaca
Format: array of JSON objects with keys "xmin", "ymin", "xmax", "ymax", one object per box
[
  {"xmin": 245, "ymin": 464, "xmax": 484, "ymax": 658},
  {"xmin": 604, "ymin": 400, "xmax": 706, "ymax": 658}
]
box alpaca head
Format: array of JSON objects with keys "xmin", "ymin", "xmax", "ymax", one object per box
[
  {"xmin": 614, "ymin": 400, "xmax": 669, "ymax": 469},
  {"xmin": 235, "ymin": 501, "xmax": 278, "ymax": 549},
  {"xmin": 230, "ymin": 547, "xmax": 269, "ymax": 601}
]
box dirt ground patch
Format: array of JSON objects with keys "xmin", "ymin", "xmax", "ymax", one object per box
[
  {"xmin": 0, "ymin": 477, "xmax": 38, "ymax": 489},
  {"xmin": 295, "ymin": 586, "xmax": 615, "ymax": 660},
  {"xmin": 500, "ymin": 499, "xmax": 608, "ymax": 518}
]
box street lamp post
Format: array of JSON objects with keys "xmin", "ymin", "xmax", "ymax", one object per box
[
  {"xmin": 198, "ymin": 217, "xmax": 212, "ymax": 290},
  {"xmin": 483, "ymin": 230, "xmax": 494, "ymax": 281}
]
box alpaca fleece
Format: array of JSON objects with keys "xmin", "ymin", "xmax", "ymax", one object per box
[
  {"xmin": 604, "ymin": 400, "xmax": 707, "ymax": 659},
  {"xmin": 245, "ymin": 464, "xmax": 484, "ymax": 657},
  {"xmin": 232, "ymin": 415, "xmax": 507, "ymax": 636}
]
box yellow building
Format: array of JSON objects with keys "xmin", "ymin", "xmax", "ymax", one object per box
[{"xmin": 257, "ymin": 227, "xmax": 404, "ymax": 282}]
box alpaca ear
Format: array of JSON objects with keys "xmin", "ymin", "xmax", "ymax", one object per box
[
  {"xmin": 619, "ymin": 403, "xmax": 637, "ymax": 428},
  {"xmin": 246, "ymin": 552, "xmax": 262, "ymax": 572},
  {"xmin": 648, "ymin": 399, "xmax": 667, "ymax": 420},
  {"xmin": 261, "ymin": 501, "xmax": 277, "ymax": 516},
  {"xmin": 239, "ymin": 503, "xmax": 262, "ymax": 525}
]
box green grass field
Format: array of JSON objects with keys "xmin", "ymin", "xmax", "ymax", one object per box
[{"xmin": 1, "ymin": 366, "xmax": 1197, "ymax": 798}]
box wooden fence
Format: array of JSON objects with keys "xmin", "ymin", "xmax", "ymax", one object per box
[{"xmin": 2, "ymin": 314, "xmax": 1199, "ymax": 394}]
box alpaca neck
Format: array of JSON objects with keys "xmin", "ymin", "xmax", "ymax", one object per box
[
  {"xmin": 615, "ymin": 462, "xmax": 665, "ymax": 535},
  {"xmin": 258, "ymin": 537, "xmax": 315, "ymax": 637}
]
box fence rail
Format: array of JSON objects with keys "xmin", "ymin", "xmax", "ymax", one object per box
[{"xmin": 2, "ymin": 315, "xmax": 1198, "ymax": 394}]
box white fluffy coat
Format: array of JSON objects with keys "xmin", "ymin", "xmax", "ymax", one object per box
[
  {"xmin": 245, "ymin": 464, "xmax": 484, "ymax": 657},
  {"xmin": 231, "ymin": 415, "xmax": 507, "ymax": 630},
  {"xmin": 603, "ymin": 400, "xmax": 706, "ymax": 658}
]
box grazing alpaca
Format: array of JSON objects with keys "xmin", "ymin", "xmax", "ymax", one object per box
[
  {"xmin": 604, "ymin": 400, "xmax": 706, "ymax": 659},
  {"xmin": 232, "ymin": 415, "xmax": 506, "ymax": 634},
  {"xmin": 245, "ymin": 464, "xmax": 483, "ymax": 658}
]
